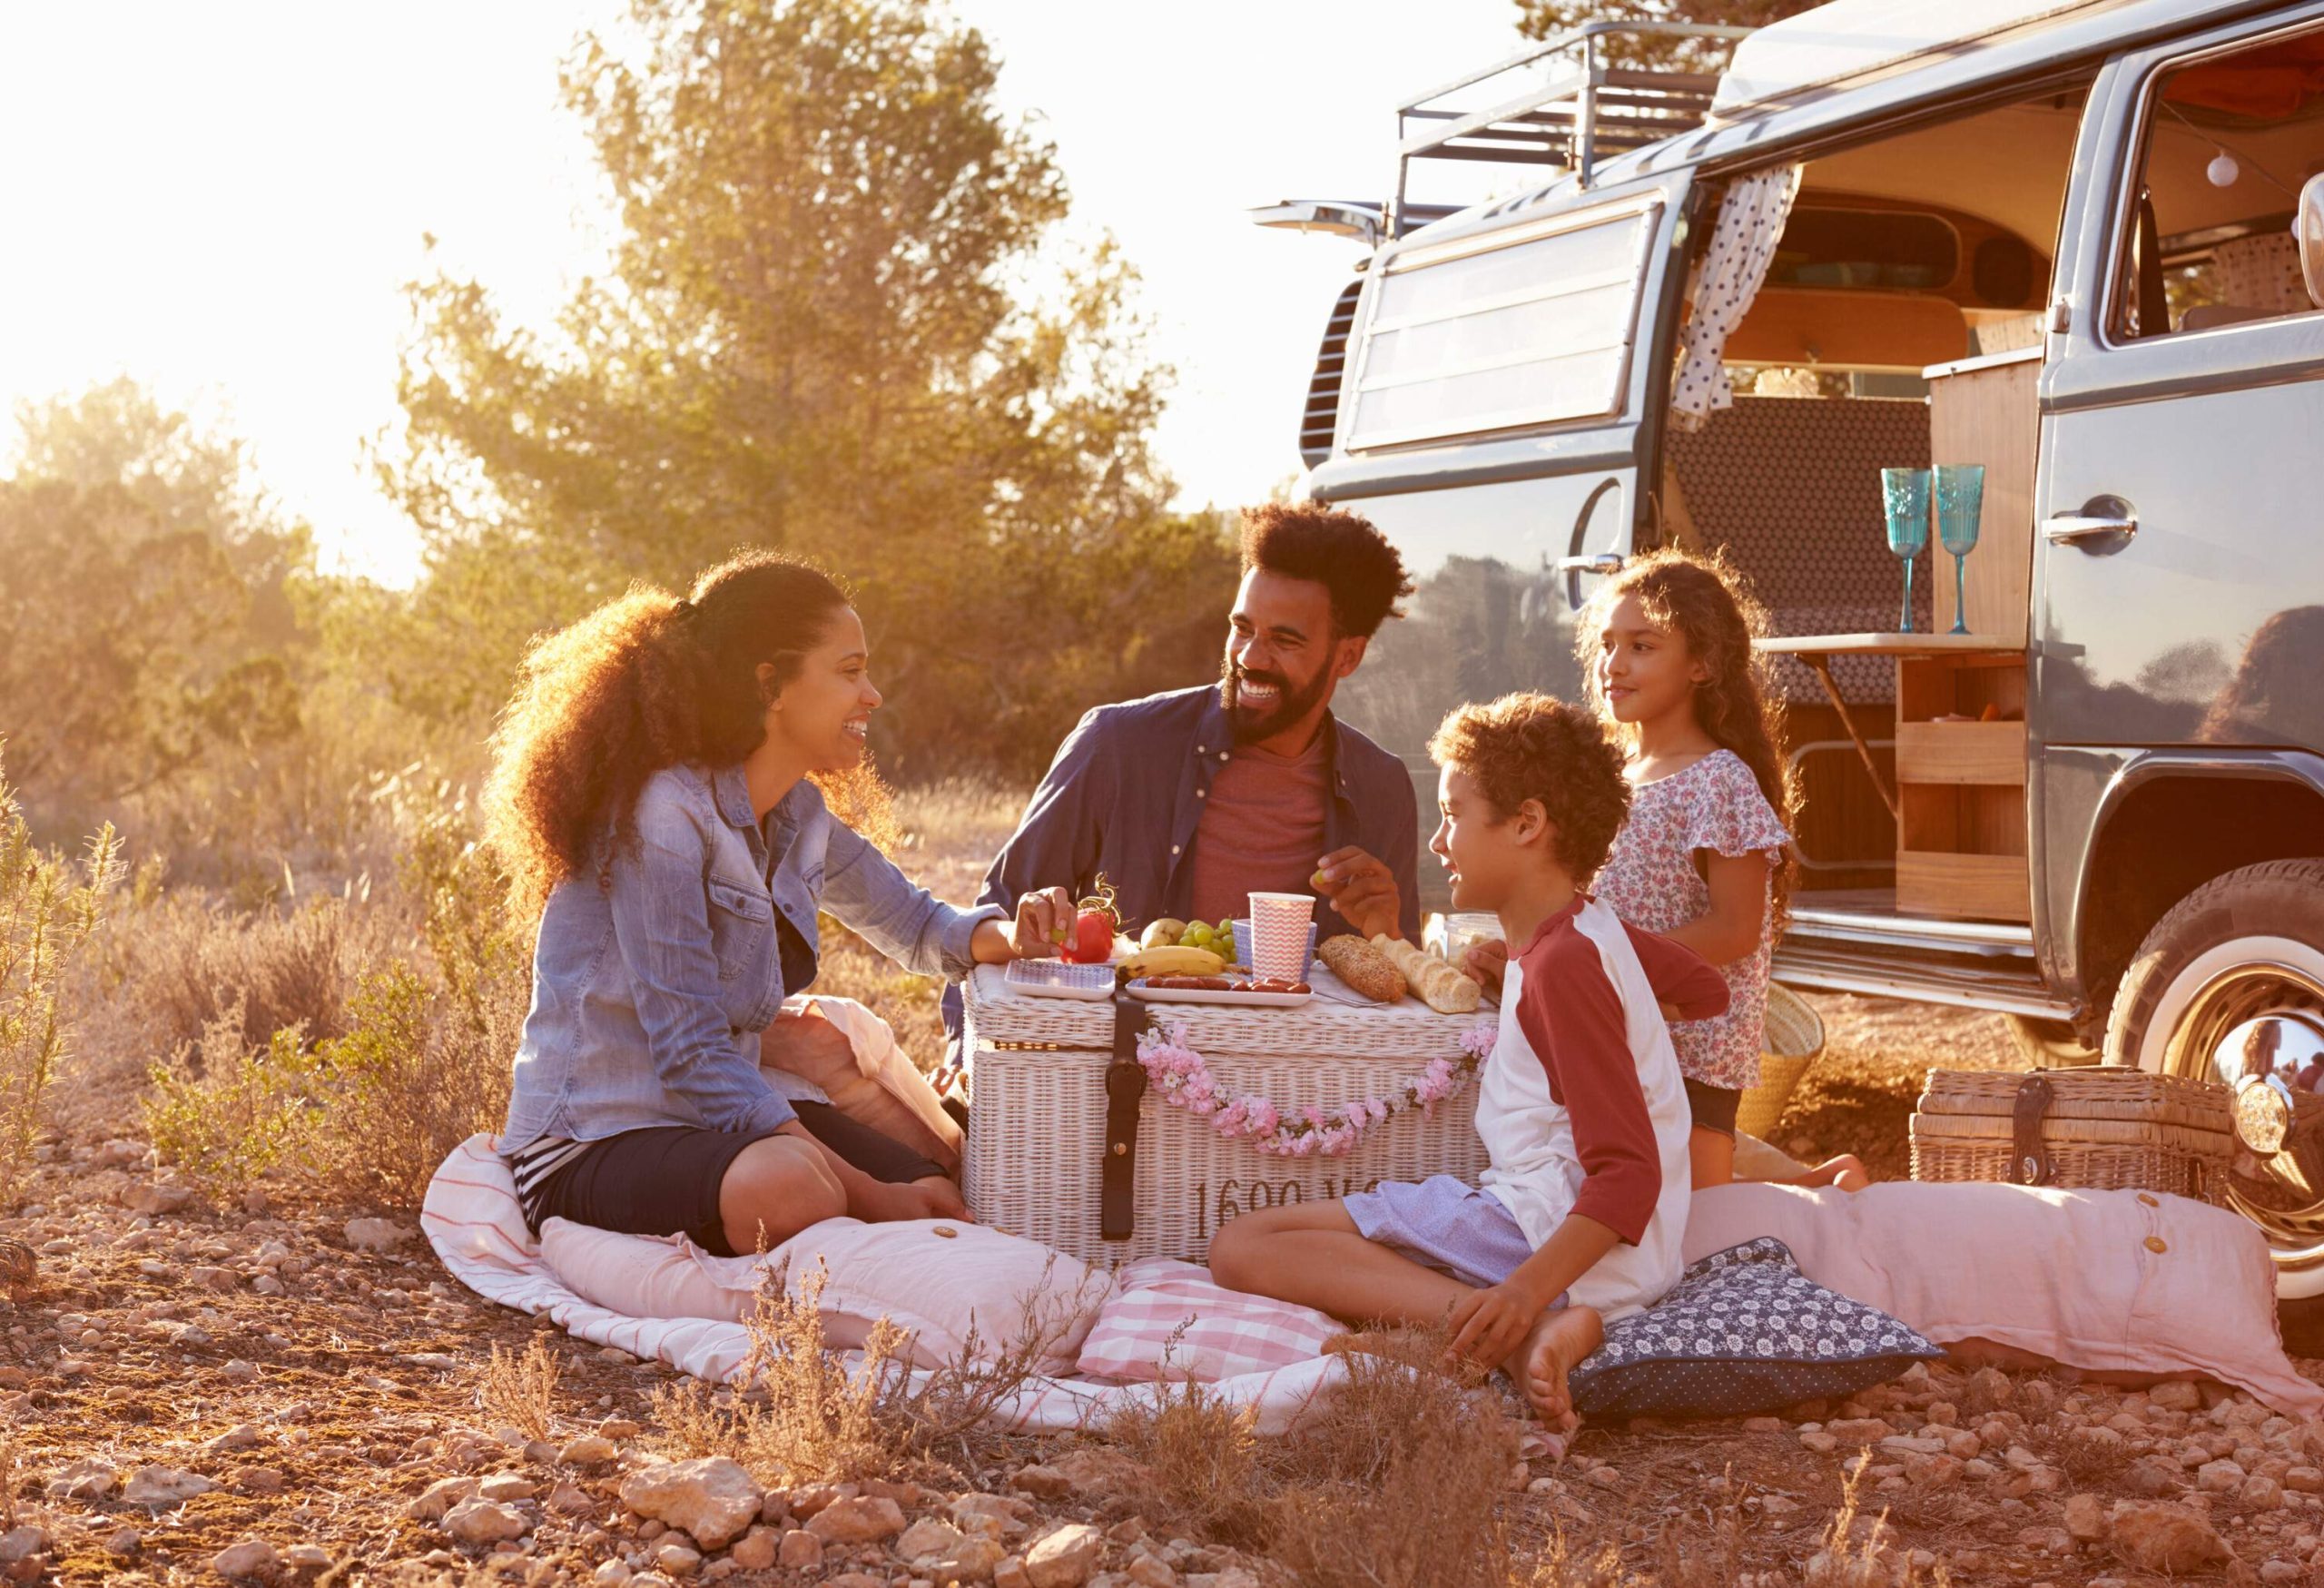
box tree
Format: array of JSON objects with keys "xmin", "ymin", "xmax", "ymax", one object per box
[
  {"xmin": 1514, "ymin": 0, "xmax": 1823, "ymax": 68},
  {"xmin": 0, "ymin": 380, "xmax": 309, "ymax": 827},
  {"xmin": 376, "ymin": 0, "xmax": 1235, "ymax": 777}
]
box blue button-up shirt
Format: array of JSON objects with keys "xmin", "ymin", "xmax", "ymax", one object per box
[
  {"xmin": 941, "ymin": 685, "xmax": 1420, "ymax": 1059},
  {"xmin": 505, "ymin": 763, "xmax": 1001, "ymax": 1148}
]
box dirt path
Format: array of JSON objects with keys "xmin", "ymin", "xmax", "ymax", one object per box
[{"xmin": 5, "ymin": 986, "xmax": 2322, "ymax": 1583}]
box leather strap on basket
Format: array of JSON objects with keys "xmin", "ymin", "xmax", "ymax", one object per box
[
  {"xmin": 2012, "ymin": 1071, "xmax": 2055, "ymax": 1187},
  {"xmin": 1102, "ymin": 992, "xmax": 1151, "ymax": 1242}
]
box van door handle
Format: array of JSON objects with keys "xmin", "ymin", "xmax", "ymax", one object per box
[
  {"xmin": 2043, "ymin": 510, "xmax": 2138, "ymax": 545},
  {"xmin": 1555, "ymin": 553, "xmax": 1624, "ymax": 575}
]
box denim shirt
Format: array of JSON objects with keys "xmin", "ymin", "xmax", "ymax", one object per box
[
  {"xmin": 939, "ymin": 685, "xmax": 1420, "ymax": 1062},
  {"xmin": 504, "ymin": 764, "xmax": 1001, "ymax": 1149}
]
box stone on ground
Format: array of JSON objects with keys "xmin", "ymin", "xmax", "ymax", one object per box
[
  {"xmin": 804, "ymin": 1495, "xmax": 907, "ymax": 1544},
  {"xmin": 1026, "ymin": 1524, "xmax": 1107, "ymax": 1588},
  {"xmin": 212, "ymin": 1539, "xmax": 279, "ymax": 1578},
  {"xmin": 619, "ymin": 1458, "xmax": 763, "ymax": 1551}
]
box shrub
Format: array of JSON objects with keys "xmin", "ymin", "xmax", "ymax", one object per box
[
  {"xmin": 300, "ymin": 957, "xmax": 522, "ymax": 1213},
  {"xmin": 115, "ymin": 892, "xmax": 375, "ymax": 1058},
  {"xmin": 143, "ymin": 1006, "xmax": 320, "ymax": 1199},
  {"xmin": 0, "ymin": 756, "xmax": 123, "ymax": 1203},
  {"xmin": 140, "ymin": 794, "xmax": 527, "ymax": 1214}
]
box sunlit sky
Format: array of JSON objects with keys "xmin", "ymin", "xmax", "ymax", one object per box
[{"xmin": 0, "ymin": 2, "xmax": 1525, "ymax": 586}]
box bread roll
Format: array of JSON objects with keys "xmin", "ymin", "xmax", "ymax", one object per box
[
  {"xmin": 1372, "ymin": 934, "xmax": 1482, "ymax": 1014},
  {"xmin": 1318, "ymin": 934, "xmax": 1407, "ymax": 1003}
]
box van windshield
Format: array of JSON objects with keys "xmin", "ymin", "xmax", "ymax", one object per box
[{"xmin": 1344, "ymin": 199, "xmax": 1660, "ymax": 449}]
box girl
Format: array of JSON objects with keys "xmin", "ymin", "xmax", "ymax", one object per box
[
  {"xmin": 487, "ymin": 551, "xmax": 1076, "ymax": 1259},
  {"xmin": 1578, "ymin": 549, "xmax": 1866, "ymax": 1192}
]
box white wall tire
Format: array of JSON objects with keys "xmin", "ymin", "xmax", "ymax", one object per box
[{"xmin": 2106, "ymin": 858, "xmax": 2324, "ymax": 1321}]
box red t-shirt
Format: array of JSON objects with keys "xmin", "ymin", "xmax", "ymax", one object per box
[
  {"xmin": 1186, "ymin": 735, "xmax": 1330, "ymax": 925},
  {"xmin": 1508, "ymin": 902, "xmax": 1728, "ymax": 1244}
]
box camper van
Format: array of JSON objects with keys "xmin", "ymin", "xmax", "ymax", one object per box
[{"xmin": 1265, "ymin": 0, "xmax": 2324, "ymax": 1311}]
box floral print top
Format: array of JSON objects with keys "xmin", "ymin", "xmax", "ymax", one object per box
[{"xmin": 1593, "ymin": 749, "xmax": 1791, "ymax": 1092}]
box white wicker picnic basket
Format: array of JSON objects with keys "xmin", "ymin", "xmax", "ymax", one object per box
[{"xmin": 960, "ymin": 964, "xmax": 1493, "ymax": 1267}]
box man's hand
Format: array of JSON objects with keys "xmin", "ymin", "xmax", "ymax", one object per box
[
  {"xmin": 1462, "ymin": 939, "xmax": 1510, "ymax": 999},
  {"xmin": 1315, "ymin": 846, "xmax": 1402, "ymax": 941},
  {"xmin": 1444, "ymin": 1278, "xmax": 1552, "ymax": 1372},
  {"xmin": 1010, "ymin": 886, "xmax": 1078, "ymax": 959}
]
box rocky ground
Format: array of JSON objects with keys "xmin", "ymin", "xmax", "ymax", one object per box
[{"xmin": 3, "ymin": 991, "xmax": 2320, "ymax": 1585}]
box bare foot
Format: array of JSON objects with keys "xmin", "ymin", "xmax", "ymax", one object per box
[
  {"xmin": 1512, "ymin": 1304, "xmax": 1602, "ymax": 1430},
  {"xmin": 1797, "ymin": 1154, "xmax": 1869, "ymax": 1193}
]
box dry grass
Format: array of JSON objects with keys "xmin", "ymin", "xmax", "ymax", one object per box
[
  {"xmin": 1104, "ymin": 1380, "xmax": 1266, "ymax": 1541},
  {"xmin": 137, "ymin": 802, "xmax": 525, "ymax": 1213},
  {"xmin": 480, "ymin": 1336, "xmax": 564, "ymax": 1443},
  {"xmin": 1267, "ymin": 1345, "xmax": 1521, "ymax": 1588},
  {"xmin": 105, "ymin": 891, "xmax": 389, "ymax": 1059},
  {"xmin": 1099, "ymin": 1327, "xmax": 1521, "ymax": 1585},
  {"xmin": 652, "ymin": 1261, "xmax": 911, "ymax": 1484},
  {"xmin": 655, "ymin": 1254, "xmax": 1091, "ymax": 1489}
]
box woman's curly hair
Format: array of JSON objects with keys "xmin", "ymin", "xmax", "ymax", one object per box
[
  {"xmin": 1575, "ymin": 547, "xmax": 1801, "ymax": 928},
  {"xmin": 1428, "ymin": 693, "xmax": 1631, "ymax": 882},
  {"xmin": 484, "ymin": 550, "xmax": 871, "ymax": 921}
]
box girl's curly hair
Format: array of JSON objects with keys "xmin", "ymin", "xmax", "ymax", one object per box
[
  {"xmin": 483, "ymin": 549, "xmax": 881, "ymax": 921},
  {"xmin": 1428, "ymin": 693, "xmax": 1631, "ymax": 882},
  {"xmin": 1575, "ymin": 547, "xmax": 1801, "ymax": 928}
]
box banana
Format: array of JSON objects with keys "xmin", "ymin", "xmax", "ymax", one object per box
[{"xmin": 1117, "ymin": 945, "xmax": 1226, "ymax": 981}]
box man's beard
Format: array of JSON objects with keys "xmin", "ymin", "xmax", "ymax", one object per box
[{"xmin": 1219, "ymin": 656, "xmax": 1333, "ymax": 745}]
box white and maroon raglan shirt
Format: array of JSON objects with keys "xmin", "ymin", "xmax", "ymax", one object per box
[{"xmin": 1477, "ymin": 895, "xmax": 1728, "ymax": 1320}]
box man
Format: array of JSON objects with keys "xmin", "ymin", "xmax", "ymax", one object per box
[{"xmin": 940, "ymin": 501, "xmax": 1422, "ymax": 1072}]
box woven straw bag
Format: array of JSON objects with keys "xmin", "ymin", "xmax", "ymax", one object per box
[
  {"xmin": 1908, "ymin": 1068, "xmax": 2234, "ymax": 1203},
  {"xmin": 960, "ymin": 967, "xmax": 1492, "ymax": 1266},
  {"xmin": 1734, "ymin": 982, "xmax": 1826, "ymax": 1141}
]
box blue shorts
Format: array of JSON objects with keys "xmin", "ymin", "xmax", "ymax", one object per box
[{"xmin": 1344, "ymin": 1174, "xmax": 1544, "ymax": 1292}]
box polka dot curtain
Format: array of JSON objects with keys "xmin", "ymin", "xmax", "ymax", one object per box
[
  {"xmin": 1669, "ymin": 163, "xmax": 1805, "ymax": 434},
  {"xmin": 2216, "ymin": 231, "xmax": 2310, "ymax": 314}
]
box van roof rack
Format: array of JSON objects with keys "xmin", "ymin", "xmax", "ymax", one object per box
[{"xmin": 1394, "ymin": 20, "xmax": 1754, "ymax": 233}]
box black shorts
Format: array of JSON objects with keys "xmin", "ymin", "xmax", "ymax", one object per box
[
  {"xmin": 529, "ymin": 1102, "xmax": 947, "ymax": 1258},
  {"xmin": 1684, "ymin": 1079, "xmax": 1741, "ymax": 1139}
]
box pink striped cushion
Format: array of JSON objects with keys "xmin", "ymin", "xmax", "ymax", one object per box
[{"xmin": 1077, "ymin": 1258, "xmax": 1339, "ymax": 1383}]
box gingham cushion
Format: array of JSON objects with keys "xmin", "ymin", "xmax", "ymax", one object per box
[{"xmin": 1076, "ymin": 1258, "xmax": 1340, "ymax": 1383}]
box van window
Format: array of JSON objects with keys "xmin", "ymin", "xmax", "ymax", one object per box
[
  {"xmin": 1344, "ymin": 198, "xmax": 1660, "ymax": 449},
  {"xmin": 2112, "ymin": 26, "xmax": 2324, "ymax": 340},
  {"xmin": 1766, "ymin": 207, "xmax": 1960, "ymax": 292}
]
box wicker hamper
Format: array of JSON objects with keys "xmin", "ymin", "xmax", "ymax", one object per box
[
  {"xmin": 960, "ymin": 965, "xmax": 1492, "ymax": 1266},
  {"xmin": 1908, "ymin": 1067, "xmax": 2235, "ymax": 1205}
]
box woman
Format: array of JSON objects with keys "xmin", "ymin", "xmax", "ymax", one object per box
[{"xmin": 488, "ymin": 551, "xmax": 1072, "ymax": 1258}]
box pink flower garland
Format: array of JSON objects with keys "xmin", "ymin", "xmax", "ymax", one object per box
[{"xmin": 1135, "ymin": 1020, "xmax": 1498, "ymax": 1158}]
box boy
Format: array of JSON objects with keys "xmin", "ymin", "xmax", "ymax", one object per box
[{"xmin": 1206, "ymin": 693, "xmax": 1727, "ymax": 1425}]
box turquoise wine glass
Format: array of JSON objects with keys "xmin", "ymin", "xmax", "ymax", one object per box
[
  {"xmin": 1881, "ymin": 468, "xmax": 1932, "ymax": 635},
  {"xmin": 1935, "ymin": 464, "xmax": 1985, "ymax": 636}
]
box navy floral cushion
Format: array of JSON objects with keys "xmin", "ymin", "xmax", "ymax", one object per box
[{"xmin": 1569, "ymin": 1237, "xmax": 1943, "ymax": 1421}]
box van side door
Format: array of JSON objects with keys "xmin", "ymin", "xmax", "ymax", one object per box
[
  {"xmin": 1303, "ymin": 173, "xmax": 1693, "ymax": 902},
  {"xmin": 2033, "ymin": 7, "xmax": 2324, "ymax": 987}
]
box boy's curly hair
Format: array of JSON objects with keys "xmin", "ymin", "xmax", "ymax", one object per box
[
  {"xmin": 1428, "ymin": 693, "xmax": 1630, "ymax": 882},
  {"xmin": 1239, "ymin": 501, "xmax": 1414, "ymax": 638}
]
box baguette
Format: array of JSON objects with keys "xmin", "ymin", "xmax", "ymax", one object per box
[
  {"xmin": 1372, "ymin": 934, "xmax": 1482, "ymax": 1014},
  {"xmin": 1318, "ymin": 934, "xmax": 1407, "ymax": 1003}
]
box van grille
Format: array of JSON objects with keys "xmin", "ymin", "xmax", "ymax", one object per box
[{"xmin": 1298, "ymin": 276, "xmax": 1365, "ymax": 468}]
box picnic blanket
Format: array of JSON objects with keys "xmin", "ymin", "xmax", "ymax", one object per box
[{"xmin": 420, "ymin": 1134, "xmax": 1353, "ymax": 1434}]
